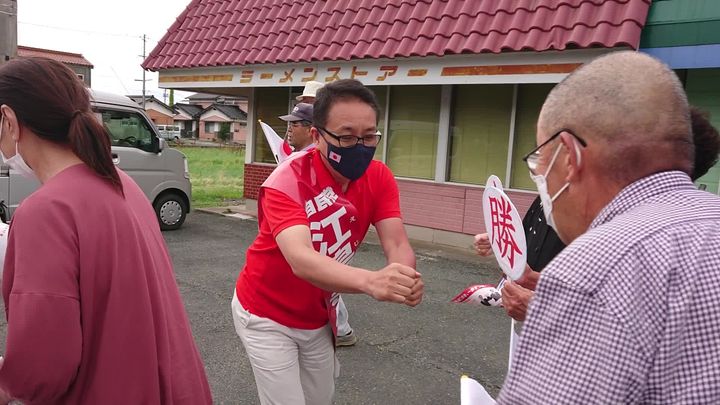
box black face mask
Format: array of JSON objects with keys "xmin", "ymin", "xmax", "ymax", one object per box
[{"xmin": 324, "ymin": 141, "xmax": 376, "ymax": 180}]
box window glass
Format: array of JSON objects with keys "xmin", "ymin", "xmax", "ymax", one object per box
[
  {"xmin": 98, "ymin": 108, "xmax": 155, "ymax": 152},
  {"xmin": 510, "ymin": 84, "xmax": 554, "ymax": 190},
  {"xmin": 367, "ymin": 86, "xmax": 387, "ymax": 161},
  {"xmin": 386, "ymin": 85, "xmax": 440, "ymax": 179},
  {"xmin": 254, "ymin": 87, "xmax": 290, "ymax": 164},
  {"xmin": 449, "ymin": 84, "xmax": 513, "ymax": 184}
]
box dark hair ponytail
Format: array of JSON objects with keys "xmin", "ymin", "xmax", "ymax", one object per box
[
  {"xmin": 0, "ymin": 57, "xmax": 123, "ymax": 194},
  {"xmin": 68, "ymin": 110, "xmax": 123, "ymax": 194}
]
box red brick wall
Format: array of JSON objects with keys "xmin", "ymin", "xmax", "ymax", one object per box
[
  {"xmin": 244, "ymin": 163, "xmax": 276, "ymax": 199},
  {"xmin": 146, "ymin": 110, "xmax": 173, "ymax": 125},
  {"xmin": 233, "ymin": 125, "xmax": 248, "ymax": 144},
  {"xmin": 397, "ymin": 179, "xmax": 537, "ymax": 235},
  {"xmin": 199, "ymin": 121, "xmax": 215, "ymax": 140},
  {"xmin": 243, "ymin": 163, "xmax": 539, "ymax": 235}
]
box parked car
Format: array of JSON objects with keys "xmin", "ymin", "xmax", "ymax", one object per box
[
  {"xmin": 0, "ymin": 90, "xmax": 191, "ymax": 230},
  {"xmin": 157, "ymin": 124, "xmax": 182, "ymax": 141}
]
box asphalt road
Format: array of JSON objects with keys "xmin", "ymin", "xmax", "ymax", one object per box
[{"xmin": 1, "ymin": 211, "xmax": 511, "ymax": 404}]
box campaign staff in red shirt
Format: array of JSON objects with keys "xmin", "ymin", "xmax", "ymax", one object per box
[{"xmin": 232, "ymin": 79, "xmax": 423, "ymax": 405}]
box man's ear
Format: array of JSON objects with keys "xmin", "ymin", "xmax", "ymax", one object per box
[
  {"xmin": 310, "ymin": 126, "xmax": 320, "ymax": 143},
  {"xmin": 559, "ymin": 131, "xmax": 583, "ymax": 182}
]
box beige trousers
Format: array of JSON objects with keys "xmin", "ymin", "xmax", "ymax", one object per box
[{"xmin": 231, "ymin": 293, "xmax": 339, "ymax": 405}]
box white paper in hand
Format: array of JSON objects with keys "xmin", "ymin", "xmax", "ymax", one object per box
[
  {"xmin": 451, "ymin": 284, "xmax": 502, "ymax": 307},
  {"xmin": 461, "ymin": 375, "xmax": 496, "ymax": 405}
]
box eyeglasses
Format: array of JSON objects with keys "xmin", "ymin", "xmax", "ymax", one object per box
[
  {"xmin": 522, "ymin": 129, "xmax": 587, "ymax": 175},
  {"xmin": 317, "ymin": 126, "xmax": 382, "ymax": 148},
  {"xmin": 289, "ymin": 121, "xmax": 311, "ymax": 128}
]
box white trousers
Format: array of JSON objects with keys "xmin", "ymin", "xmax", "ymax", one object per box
[
  {"xmin": 335, "ymin": 295, "xmax": 352, "ymax": 337},
  {"xmin": 231, "ymin": 293, "xmax": 339, "ymax": 405}
]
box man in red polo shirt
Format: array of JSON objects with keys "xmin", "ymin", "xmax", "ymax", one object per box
[{"xmin": 232, "ymin": 79, "xmax": 423, "ymax": 405}]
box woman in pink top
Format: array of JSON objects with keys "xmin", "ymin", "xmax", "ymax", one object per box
[{"xmin": 0, "ymin": 58, "xmax": 212, "ymax": 404}]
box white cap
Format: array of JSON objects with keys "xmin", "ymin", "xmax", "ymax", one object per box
[{"xmin": 296, "ymin": 81, "xmax": 324, "ymax": 101}]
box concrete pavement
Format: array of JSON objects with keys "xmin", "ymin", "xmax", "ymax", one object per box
[
  {"xmin": 172, "ymin": 211, "xmax": 511, "ymax": 404},
  {"xmin": 0, "ymin": 211, "xmax": 512, "ymax": 404}
]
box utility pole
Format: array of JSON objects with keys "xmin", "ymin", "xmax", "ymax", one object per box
[
  {"xmin": 134, "ymin": 34, "xmax": 151, "ymax": 108},
  {"xmin": 0, "ymin": 0, "xmax": 17, "ymax": 66}
]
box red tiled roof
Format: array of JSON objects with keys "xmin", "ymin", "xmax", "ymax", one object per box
[
  {"xmin": 17, "ymin": 46, "xmax": 94, "ymax": 68},
  {"xmin": 143, "ymin": 0, "xmax": 651, "ymax": 71}
]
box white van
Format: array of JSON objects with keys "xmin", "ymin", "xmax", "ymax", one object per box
[
  {"xmin": 0, "ymin": 90, "xmax": 191, "ymax": 230},
  {"xmin": 157, "ymin": 124, "xmax": 182, "ymax": 141}
]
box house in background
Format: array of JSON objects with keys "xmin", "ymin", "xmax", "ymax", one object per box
[
  {"xmin": 187, "ymin": 92, "xmax": 248, "ymax": 111},
  {"xmin": 197, "ymin": 103, "xmax": 248, "ymax": 144},
  {"xmin": 128, "ymin": 95, "xmax": 175, "ymax": 125},
  {"xmin": 174, "ymin": 103, "xmax": 204, "ymax": 138},
  {"xmin": 17, "ymin": 45, "xmax": 93, "ymax": 86},
  {"xmin": 128, "ymin": 93, "xmax": 249, "ymax": 143}
]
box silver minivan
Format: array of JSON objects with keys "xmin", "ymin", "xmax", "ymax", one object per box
[
  {"xmin": 0, "ymin": 90, "xmax": 191, "ymax": 230},
  {"xmin": 157, "ymin": 124, "xmax": 182, "ymax": 141}
]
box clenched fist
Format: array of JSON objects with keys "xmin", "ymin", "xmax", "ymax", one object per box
[
  {"xmin": 366, "ymin": 263, "xmax": 423, "ymax": 306},
  {"xmin": 404, "ymin": 276, "xmax": 424, "ymax": 307},
  {"xmin": 473, "ymin": 233, "xmax": 493, "ymax": 257}
]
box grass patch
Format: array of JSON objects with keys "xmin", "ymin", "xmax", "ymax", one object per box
[{"xmin": 177, "ymin": 146, "xmax": 245, "ymax": 208}]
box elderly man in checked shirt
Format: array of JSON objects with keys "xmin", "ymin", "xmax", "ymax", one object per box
[{"xmin": 497, "ymin": 51, "xmax": 720, "ymax": 404}]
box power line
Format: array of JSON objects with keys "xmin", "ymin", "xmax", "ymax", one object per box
[
  {"xmin": 109, "ymin": 66, "xmax": 130, "ymax": 94},
  {"xmin": 18, "ymin": 20, "xmax": 143, "ymax": 39}
]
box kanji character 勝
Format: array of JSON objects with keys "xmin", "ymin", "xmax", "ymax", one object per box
[{"xmin": 489, "ymin": 196, "xmax": 523, "ymax": 268}]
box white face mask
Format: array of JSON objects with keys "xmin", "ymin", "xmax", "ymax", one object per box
[
  {"xmin": 529, "ymin": 142, "xmax": 574, "ymax": 230},
  {"xmin": 0, "ymin": 115, "xmax": 36, "ymax": 179}
]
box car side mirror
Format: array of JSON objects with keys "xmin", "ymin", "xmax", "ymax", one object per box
[{"xmin": 158, "ymin": 137, "xmax": 167, "ymax": 152}]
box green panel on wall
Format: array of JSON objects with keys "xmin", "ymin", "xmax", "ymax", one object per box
[
  {"xmin": 640, "ymin": 0, "xmax": 720, "ymax": 48},
  {"xmin": 686, "ymin": 68, "xmax": 720, "ymax": 194},
  {"xmin": 641, "ymin": 21, "xmax": 720, "ymax": 48}
]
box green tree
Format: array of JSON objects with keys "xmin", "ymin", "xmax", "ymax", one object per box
[{"xmin": 217, "ymin": 122, "xmax": 232, "ymax": 143}]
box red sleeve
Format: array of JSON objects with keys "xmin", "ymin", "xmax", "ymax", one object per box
[
  {"xmin": 262, "ymin": 188, "xmax": 310, "ymax": 238},
  {"xmin": 371, "ymin": 163, "xmax": 402, "ymax": 224},
  {"xmin": 0, "ymin": 197, "xmax": 81, "ymax": 403}
]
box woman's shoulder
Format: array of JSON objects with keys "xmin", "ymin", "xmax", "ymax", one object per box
[{"xmin": 18, "ymin": 165, "xmax": 122, "ymax": 216}]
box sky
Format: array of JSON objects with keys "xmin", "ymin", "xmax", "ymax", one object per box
[{"xmin": 17, "ymin": 0, "xmax": 196, "ymax": 104}]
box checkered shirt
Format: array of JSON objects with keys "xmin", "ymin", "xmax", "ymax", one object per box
[{"xmin": 498, "ymin": 171, "xmax": 720, "ymax": 404}]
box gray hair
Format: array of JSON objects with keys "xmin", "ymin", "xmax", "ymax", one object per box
[{"xmin": 539, "ymin": 51, "xmax": 693, "ymax": 184}]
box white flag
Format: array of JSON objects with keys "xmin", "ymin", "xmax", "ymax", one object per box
[
  {"xmin": 461, "ymin": 375, "xmax": 496, "ymax": 405},
  {"xmin": 258, "ymin": 120, "xmax": 293, "ymax": 164}
]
